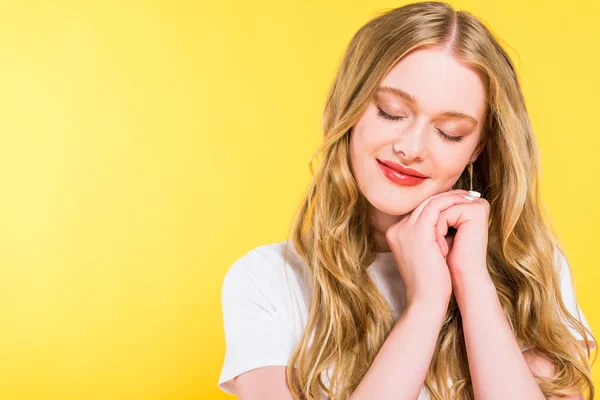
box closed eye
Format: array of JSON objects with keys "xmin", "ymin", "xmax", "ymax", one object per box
[
  {"xmin": 376, "ymin": 105, "xmax": 404, "ymax": 121},
  {"xmin": 375, "ymin": 106, "xmax": 464, "ymax": 143}
]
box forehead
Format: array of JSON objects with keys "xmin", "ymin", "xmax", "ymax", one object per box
[{"xmin": 379, "ymin": 47, "xmax": 487, "ymax": 120}]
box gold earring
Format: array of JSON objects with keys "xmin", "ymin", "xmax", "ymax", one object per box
[{"xmin": 468, "ymin": 160, "xmax": 474, "ymax": 192}]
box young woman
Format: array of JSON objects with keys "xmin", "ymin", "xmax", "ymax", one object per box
[{"xmin": 218, "ymin": 2, "xmax": 596, "ymax": 399}]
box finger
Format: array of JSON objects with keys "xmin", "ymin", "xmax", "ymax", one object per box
[
  {"xmin": 436, "ymin": 231, "xmax": 448, "ymax": 257},
  {"xmin": 409, "ymin": 189, "xmax": 471, "ymax": 223},
  {"xmin": 417, "ymin": 193, "xmax": 476, "ymax": 227},
  {"xmin": 436, "ymin": 203, "xmax": 475, "ymax": 238},
  {"xmin": 435, "ymin": 219, "xmax": 459, "ymax": 259},
  {"xmin": 436, "ymin": 217, "xmax": 450, "ymax": 255}
]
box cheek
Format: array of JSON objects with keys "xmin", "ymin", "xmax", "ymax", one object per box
[
  {"xmin": 349, "ymin": 129, "xmax": 381, "ymax": 192},
  {"xmin": 439, "ymin": 161, "xmax": 470, "ymax": 188},
  {"xmin": 350, "ymin": 115, "xmax": 391, "ymax": 162},
  {"xmin": 349, "ymin": 132, "xmax": 370, "ymax": 175},
  {"xmin": 430, "ymin": 150, "xmax": 468, "ymax": 176}
]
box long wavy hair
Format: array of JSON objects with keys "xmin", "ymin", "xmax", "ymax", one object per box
[{"xmin": 281, "ymin": 2, "xmax": 597, "ymax": 399}]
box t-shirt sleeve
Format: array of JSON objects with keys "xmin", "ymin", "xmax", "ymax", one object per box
[
  {"xmin": 556, "ymin": 249, "xmax": 597, "ymax": 352},
  {"xmin": 217, "ymin": 254, "xmax": 296, "ymax": 395}
]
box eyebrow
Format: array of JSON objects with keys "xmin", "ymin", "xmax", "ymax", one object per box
[{"xmin": 377, "ymin": 85, "xmax": 479, "ymax": 126}]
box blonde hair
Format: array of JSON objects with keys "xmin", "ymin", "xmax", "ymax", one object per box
[{"xmin": 282, "ymin": 2, "xmax": 597, "ymax": 399}]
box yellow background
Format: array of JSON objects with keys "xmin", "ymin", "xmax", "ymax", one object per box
[{"xmin": 0, "ymin": 1, "xmax": 597, "ymax": 399}]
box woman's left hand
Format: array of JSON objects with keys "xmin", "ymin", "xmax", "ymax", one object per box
[{"xmin": 436, "ymin": 192, "xmax": 491, "ymax": 285}]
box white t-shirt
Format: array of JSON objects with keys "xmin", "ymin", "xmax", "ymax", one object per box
[{"xmin": 218, "ymin": 240, "xmax": 595, "ymax": 398}]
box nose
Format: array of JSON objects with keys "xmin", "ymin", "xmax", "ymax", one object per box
[{"xmin": 392, "ymin": 119, "xmax": 427, "ymax": 161}]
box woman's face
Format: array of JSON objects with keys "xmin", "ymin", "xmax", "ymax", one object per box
[{"xmin": 350, "ymin": 47, "xmax": 487, "ymax": 221}]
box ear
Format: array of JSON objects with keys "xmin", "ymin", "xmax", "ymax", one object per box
[{"xmin": 471, "ymin": 136, "xmax": 486, "ymax": 162}]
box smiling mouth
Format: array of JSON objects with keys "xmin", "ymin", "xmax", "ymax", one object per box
[
  {"xmin": 377, "ymin": 159, "xmax": 428, "ymax": 187},
  {"xmin": 376, "ymin": 159, "xmax": 428, "ymax": 178}
]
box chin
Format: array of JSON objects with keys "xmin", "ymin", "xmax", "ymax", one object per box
[{"xmin": 368, "ymin": 195, "xmax": 419, "ymax": 217}]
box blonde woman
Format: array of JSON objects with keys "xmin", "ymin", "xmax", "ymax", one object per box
[{"xmin": 217, "ymin": 2, "xmax": 597, "ymax": 399}]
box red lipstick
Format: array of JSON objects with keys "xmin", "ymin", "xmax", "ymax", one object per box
[{"xmin": 377, "ymin": 159, "xmax": 428, "ymax": 186}]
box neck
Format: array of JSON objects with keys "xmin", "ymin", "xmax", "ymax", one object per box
[{"xmin": 370, "ymin": 204, "xmax": 405, "ymax": 252}]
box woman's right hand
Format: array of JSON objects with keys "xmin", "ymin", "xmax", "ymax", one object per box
[{"xmin": 385, "ymin": 189, "xmax": 478, "ymax": 307}]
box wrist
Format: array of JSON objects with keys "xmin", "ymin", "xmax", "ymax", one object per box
[
  {"xmin": 452, "ymin": 272, "xmax": 495, "ymax": 304},
  {"xmin": 407, "ymin": 295, "xmax": 450, "ymax": 314}
]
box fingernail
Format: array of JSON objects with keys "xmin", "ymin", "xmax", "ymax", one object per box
[
  {"xmin": 467, "ymin": 191, "xmax": 481, "ymax": 198},
  {"xmin": 462, "ymin": 195, "xmax": 476, "ymax": 201}
]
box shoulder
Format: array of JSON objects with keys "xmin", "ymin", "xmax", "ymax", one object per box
[
  {"xmin": 218, "ymin": 240, "xmax": 306, "ymax": 394},
  {"xmin": 223, "ymin": 240, "xmax": 304, "ymax": 288},
  {"xmin": 221, "ymin": 240, "xmax": 309, "ymax": 314},
  {"xmin": 552, "ymin": 245, "xmax": 597, "ymax": 351},
  {"xmin": 552, "ymin": 245, "xmax": 574, "ymax": 298},
  {"xmin": 553, "ymin": 245, "xmax": 578, "ymax": 309}
]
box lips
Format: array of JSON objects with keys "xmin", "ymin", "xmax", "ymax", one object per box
[
  {"xmin": 377, "ymin": 160, "xmax": 426, "ymax": 187},
  {"xmin": 377, "ymin": 159, "xmax": 427, "ymax": 178}
]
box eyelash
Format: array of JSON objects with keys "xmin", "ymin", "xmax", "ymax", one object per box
[{"xmin": 375, "ymin": 106, "xmax": 464, "ymax": 143}]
